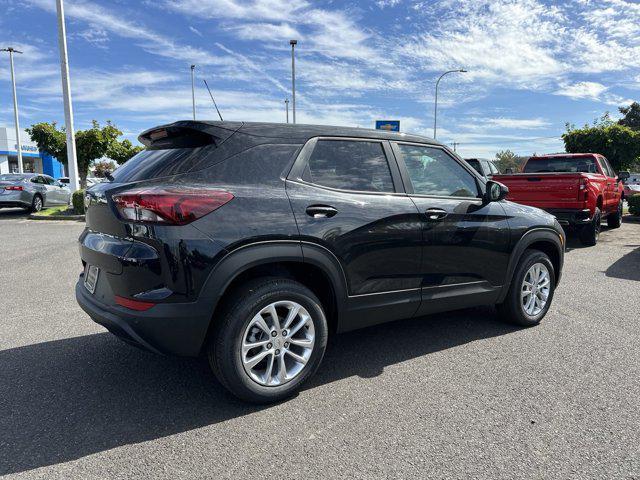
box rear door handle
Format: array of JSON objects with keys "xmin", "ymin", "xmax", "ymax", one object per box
[
  {"xmin": 306, "ymin": 205, "xmax": 338, "ymax": 218},
  {"xmin": 424, "ymin": 208, "xmax": 448, "ymax": 221}
]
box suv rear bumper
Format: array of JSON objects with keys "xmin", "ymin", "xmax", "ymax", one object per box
[
  {"xmin": 544, "ymin": 208, "xmax": 592, "ymax": 227},
  {"xmin": 75, "ymin": 279, "xmax": 214, "ymax": 356}
]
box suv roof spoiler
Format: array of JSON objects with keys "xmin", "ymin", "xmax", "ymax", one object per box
[{"xmin": 138, "ymin": 121, "xmax": 244, "ymax": 149}]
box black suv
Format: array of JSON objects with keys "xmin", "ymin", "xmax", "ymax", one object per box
[{"xmin": 76, "ymin": 121, "xmax": 564, "ymax": 403}]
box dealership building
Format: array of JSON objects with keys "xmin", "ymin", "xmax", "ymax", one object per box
[{"xmin": 0, "ymin": 126, "xmax": 66, "ymax": 177}]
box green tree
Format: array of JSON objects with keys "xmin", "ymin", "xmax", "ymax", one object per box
[
  {"xmin": 562, "ymin": 122, "xmax": 640, "ymax": 171},
  {"xmin": 107, "ymin": 138, "xmax": 144, "ymax": 165},
  {"xmin": 27, "ymin": 120, "xmax": 126, "ymax": 187},
  {"xmin": 618, "ymin": 102, "xmax": 640, "ymax": 131},
  {"xmin": 494, "ymin": 149, "xmax": 527, "ymax": 173},
  {"xmin": 92, "ymin": 160, "xmax": 116, "ymax": 178},
  {"xmin": 25, "ymin": 122, "xmax": 67, "ymax": 165}
]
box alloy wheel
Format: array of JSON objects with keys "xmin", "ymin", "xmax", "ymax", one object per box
[
  {"xmin": 34, "ymin": 197, "xmax": 42, "ymax": 212},
  {"xmin": 521, "ymin": 263, "xmax": 551, "ymax": 317},
  {"xmin": 241, "ymin": 300, "xmax": 315, "ymax": 387}
]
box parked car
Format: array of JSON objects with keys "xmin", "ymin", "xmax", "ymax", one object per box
[
  {"xmin": 58, "ymin": 176, "xmax": 103, "ymax": 187},
  {"xmin": 465, "ymin": 158, "xmax": 501, "ymax": 178},
  {"xmin": 623, "ymin": 172, "xmax": 640, "ymax": 197},
  {"xmin": 76, "ymin": 121, "xmax": 565, "ymax": 403},
  {"xmin": 0, "ymin": 173, "xmax": 71, "ymax": 212},
  {"xmin": 493, "ymin": 153, "xmax": 629, "ymax": 246}
]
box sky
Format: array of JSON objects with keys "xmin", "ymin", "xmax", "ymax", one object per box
[{"xmin": 0, "ymin": 0, "xmax": 639, "ymax": 158}]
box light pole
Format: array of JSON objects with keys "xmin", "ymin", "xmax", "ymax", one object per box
[
  {"xmin": 285, "ymin": 99, "xmax": 290, "ymax": 123},
  {"xmin": 433, "ymin": 68, "xmax": 467, "ymax": 139},
  {"xmin": 290, "ymin": 39, "xmax": 297, "ymax": 124},
  {"xmin": 56, "ymin": 0, "xmax": 80, "ymax": 192},
  {"xmin": 1, "ymin": 47, "xmax": 24, "ymax": 173},
  {"xmin": 190, "ymin": 64, "xmax": 196, "ymax": 120}
]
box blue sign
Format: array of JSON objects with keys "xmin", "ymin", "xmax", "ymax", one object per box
[{"xmin": 375, "ymin": 120, "xmax": 400, "ymax": 132}]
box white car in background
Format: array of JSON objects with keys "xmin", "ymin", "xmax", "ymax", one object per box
[{"xmin": 623, "ymin": 173, "xmax": 640, "ymax": 197}]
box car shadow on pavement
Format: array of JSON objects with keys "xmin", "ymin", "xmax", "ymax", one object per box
[
  {"xmin": 604, "ymin": 246, "xmax": 640, "ymax": 281},
  {"xmin": 0, "ymin": 208, "xmax": 29, "ymax": 218},
  {"xmin": 0, "ymin": 306, "xmax": 518, "ymax": 475}
]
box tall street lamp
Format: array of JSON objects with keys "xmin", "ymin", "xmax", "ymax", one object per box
[
  {"xmin": 1, "ymin": 47, "xmax": 24, "ymax": 173},
  {"xmin": 433, "ymin": 68, "xmax": 467, "ymax": 139},
  {"xmin": 190, "ymin": 64, "xmax": 196, "ymax": 120},
  {"xmin": 290, "ymin": 39, "xmax": 297, "ymax": 124},
  {"xmin": 56, "ymin": 0, "xmax": 80, "ymax": 192}
]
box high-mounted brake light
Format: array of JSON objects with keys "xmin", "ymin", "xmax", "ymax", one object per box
[
  {"xmin": 4, "ymin": 185, "xmax": 23, "ymax": 191},
  {"xmin": 111, "ymin": 186, "xmax": 233, "ymax": 225}
]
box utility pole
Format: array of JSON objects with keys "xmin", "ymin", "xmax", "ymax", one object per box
[
  {"xmin": 290, "ymin": 40, "xmax": 297, "ymax": 124},
  {"xmin": 190, "ymin": 65, "xmax": 196, "ymax": 120},
  {"xmin": 285, "ymin": 99, "xmax": 289, "ymax": 123},
  {"xmin": 56, "ymin": 0, "xmax": 80, "ymax": 192},
  {"xmin": 433, "ymin": 68, "xmax": 467, "ymax": 139},
  {"xmin": 1, "ymin": 47, "xmax": 24, "ymax": 173}
]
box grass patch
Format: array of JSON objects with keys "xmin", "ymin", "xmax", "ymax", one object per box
[{"xmin": 32, "ymin": 206, "xmax": 75, "ymax": 217}]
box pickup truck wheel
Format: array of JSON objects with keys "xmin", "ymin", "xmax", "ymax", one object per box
[
  {"xmin": 208, "ymin": 278, "xmax": 328, "ymax": 404},
  {"xmin": 497, "ymin": 250, "xmax": 555, "ymax": 327},
  {"xmin": 607, "ymin": 201, "xmax": 622, "ymax": 229},
  {"xmin": 579, "ymin": 207, "xmax": 601, "ymax": 246}
]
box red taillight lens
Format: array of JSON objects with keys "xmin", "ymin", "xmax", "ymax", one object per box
[
  {"xmin": 115, "ymin": 295, "xmax": 156, "ymax": 311},
  {"xmin": 111, "ymin": 187, "xmax": 233, "ymax": 225},
  {"xmin": 5, "ymin": 185, "xmax": 23, "ymax": 191}
]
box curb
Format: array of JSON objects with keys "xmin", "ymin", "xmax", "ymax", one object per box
[
  {"xmin": 622, "ymin": 215, "xmax": 640, "ymax": 224},
  {"xmin": 29, "ymin": 213, "xmax": 85, "ymax": 221}
]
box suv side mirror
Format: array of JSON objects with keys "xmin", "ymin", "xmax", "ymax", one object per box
[
  {"xmin": 485, "ymin": 180, "xmax": 509, "ymax": 203},
  {"xmin": 618, "ymin": 171, "xmax": 630, "ymax": 182},
  {"xmin": 505, "ymin": 168, "xmax": 514, "ymax": 174}
]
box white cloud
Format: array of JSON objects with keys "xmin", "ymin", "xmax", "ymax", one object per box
[
  {"xmin": 27, "ymin": 0, "xmax": 232, "ymax": 66},
  {"xmin": 554, "ymin": 81, "xmax": 608, "ymax": 100}
]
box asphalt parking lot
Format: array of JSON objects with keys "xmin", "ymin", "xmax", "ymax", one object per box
[{"xmin": 0, "ymin": 208, "xmax": 638, "ymax": 479}]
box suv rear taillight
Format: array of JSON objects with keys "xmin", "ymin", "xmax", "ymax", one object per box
[{"xmin": 111, "ymin": 186, "xmax": 233, "ymax": 225}]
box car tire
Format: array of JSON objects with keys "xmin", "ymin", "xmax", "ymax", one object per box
[
  {"xmin": 607, "ymin": 200, "xmax": 622, "ymax": 229},
  {"xmin": 497, "ymin": 249, "xmax": 556, "ymax": 327},
  {"xmin": 579, "ymin": 207, "xmax": 601, "ymax": 246},
  {"xmin": 208, "ymin": 278, "xmax": 328, "ymax": 404},
  {"xmin": 30, "ymin": 194, "xmax": 43, "ymax": 213}
]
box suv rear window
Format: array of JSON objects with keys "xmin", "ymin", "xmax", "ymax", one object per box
[
  {"xmin": 110, "ymin": 145, "xmax": 217, "ymax": 183},
  {"xmin": 523, "ymin": 156, "xmax": 599, "ymax": 173},
  {"xmin": 303, "ymin": 140, "xmax": 394, "ymax": 192}
]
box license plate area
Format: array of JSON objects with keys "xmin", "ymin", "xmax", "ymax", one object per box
[{"xmin": 84, "ymin": 264, "xmax": 100, "ymax": 294}]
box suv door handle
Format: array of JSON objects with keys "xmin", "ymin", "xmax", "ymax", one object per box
[
  {"xmin": 306, "ymin": 205, "xmax": 338, "ymax": 218},
  {"xmin": 424, "ymin": 208, "xmax": 448, "ymax": 221}
]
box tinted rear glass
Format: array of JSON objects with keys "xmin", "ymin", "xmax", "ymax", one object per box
[
  {"xmin": 523, "ymin": 157, "xmax": 598, "ymax": 173},
  {"xmin": 110, "ymin": 145, "xmax": 217, "ymax": 183}
]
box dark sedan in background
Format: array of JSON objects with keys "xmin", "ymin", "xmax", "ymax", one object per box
[{"xmin": 0, "ymin": 173, "xmax": 71, "ymax": 212}]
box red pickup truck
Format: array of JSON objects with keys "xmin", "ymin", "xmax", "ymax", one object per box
[{"xmin": 493, "ymin": 154, "xmax": 629, "ymax": 246}]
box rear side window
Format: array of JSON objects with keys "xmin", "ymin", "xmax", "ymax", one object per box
[
  {"xmin": 398, "ymin": 144, "xmax": 479, "ymax": 197},
  {"xmin": 600, "ymin": 157, "xmax": 615, "ymax": 177},
  {"xmin": 303, "ymin": 140, "xmax": 394, "ymax": 192}
]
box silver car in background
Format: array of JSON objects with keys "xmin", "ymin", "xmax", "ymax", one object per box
[{"xmin": 0, "ymin": 173, "xmax": 71, "ymax": 212}]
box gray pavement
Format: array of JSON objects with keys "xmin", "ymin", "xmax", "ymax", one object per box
[{"xmin": 0, "ymin": 208, "xmax": 638, "ymax": 479}]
